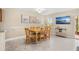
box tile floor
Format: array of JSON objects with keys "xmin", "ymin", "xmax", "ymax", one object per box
[
  {"xmin": 5, "ymin": 36, "xmax": 75, "ymax": 51},
  {"xmin": 75, "ymin": 34, "xmax": 79, "ymax": 51}
]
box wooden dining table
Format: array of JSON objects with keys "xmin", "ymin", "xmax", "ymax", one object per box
[
  {"xmin": 25, "ymin": 25, "xmax": 51, "ymax": 44},
  {"xmin": 29, "ymin": 27, "xmax": 41, "ymax": 43}
]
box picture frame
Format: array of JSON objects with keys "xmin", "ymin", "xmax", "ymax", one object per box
[
  {"xmin": 21, "ymin": 14, "xmax": 29, "ymax": 24},
  {"xmin": 29, "ymin": 16, "xmax": 40, "ymax": 24}
]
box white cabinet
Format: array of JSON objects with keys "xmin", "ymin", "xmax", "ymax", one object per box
[
  {"xmin": 55, "ymin": 28, "xmax": 67, "ymax": 37},
  {"xmin": 0, "ymin": 32, "xmax": 5, "ymax": 51}
]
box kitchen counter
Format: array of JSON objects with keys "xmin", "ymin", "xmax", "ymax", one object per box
[{"xmin": 0, "ymin": 31, "xmax": 5, "ymax": 51}]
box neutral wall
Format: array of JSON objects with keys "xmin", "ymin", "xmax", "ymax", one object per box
[
  {"xmin": 47, "ymin": 9, "xmax": 79, "ymax": 38},
  {"xmin": 2, "ymin": 8, "xmax": 79, "ymax": 39},
  {"xmin": 2, "ymin": 8, "xmax": 45, "ymax": 39}
]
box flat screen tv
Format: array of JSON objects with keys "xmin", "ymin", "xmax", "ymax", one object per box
[{"xmin": 56, "ymin": 16, "xmax": 70, "ymax": 24}]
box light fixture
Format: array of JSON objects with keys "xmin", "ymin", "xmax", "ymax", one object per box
[{"xmin": 35, "ymin": 8, "xmax": 46, "ymax": 13}]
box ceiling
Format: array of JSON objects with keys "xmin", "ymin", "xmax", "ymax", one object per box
[
  {"xmin": 18, "ymin": 8, "xmax": 76, "ymax": 15},
  {"xmin": 38, "ymin": 8, "xmax": 75, "ymax": 15}
]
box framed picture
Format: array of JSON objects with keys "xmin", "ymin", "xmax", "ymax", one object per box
[
  {"xmin": 29, "ymin": 16, "xmax": 40, "ymax": 24},
  {"xmin": 21, "ymin": 14, "xmax": 29, "ymax": 24}
]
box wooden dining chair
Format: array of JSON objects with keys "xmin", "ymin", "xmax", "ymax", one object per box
[
  {"xmin": 44, "ymin": 26, "xmax": 51, "ymax": 39},
  {"xmin": 25, "ymin": 28, "xmax": 31, "ymax": 44},
  {"xmin": 39, "ymin": 27, "xmax": 46, "ymax": 41},
  {"xmin": 30, "ymin": 31, "xmax": 37, "ymax": 43},
  {"xmin": 30, "ymin": 26, "xmax": 42, "ymax": 43}
]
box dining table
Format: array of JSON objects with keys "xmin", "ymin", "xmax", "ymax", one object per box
[
  {"xmin": 25, "ymin": 25, "xmax": 51, "ymax": 44},
  {"xmin": 29, "ymin": 27, "xmax": 41, "ymax": 43}
]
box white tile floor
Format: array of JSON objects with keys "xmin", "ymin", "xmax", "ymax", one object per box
[{"xmin": 5, "ymin": 36, "xmax": 75, "ymax": 51}]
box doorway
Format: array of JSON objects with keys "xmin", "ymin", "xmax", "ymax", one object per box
[{"xmin": 75, "ymin": 16, "xmax": 79, "ymax": 39}]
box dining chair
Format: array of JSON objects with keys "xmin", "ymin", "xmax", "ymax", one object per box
[
  {"xmin": 25, "ymin": 28, "xmax": 31, "ymax": 44},
  {"xmin": 30, "ymin": 31, "xmax": 37, "ymax": 43},
  {"xmin": 39, "ymin": 27, "xmax": 46, "ymax": 40},
  {"xmin": 44, "ymin": 26, "xmax": 51, "ymax": 39}
]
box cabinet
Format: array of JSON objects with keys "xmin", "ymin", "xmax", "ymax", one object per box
[
  {"xmin": 55, "ymin": 28, "xmax": 67, "ymax": 37},
  {"xmin": 0, "ymin": 32, "xmax": 5, "ymax": 51},
  {"xmin": 0, "ymin": 9, "xmax": 2, "ymax": 22}
]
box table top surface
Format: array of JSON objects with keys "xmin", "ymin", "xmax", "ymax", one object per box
[{"xmin": 29, "ymin": 28, "xmax": 41, "ymax": 32}]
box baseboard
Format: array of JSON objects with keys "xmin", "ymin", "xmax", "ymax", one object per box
[{"xmin": 5, "ymin": 35, "xmax": 25, "ymax": 42}]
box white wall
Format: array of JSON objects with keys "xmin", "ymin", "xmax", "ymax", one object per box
[
  {"xmin": 2, "ymin": 8, "xmax": 79, "ymax": 39},
  {"xmin": 47, "ymin": 9, "xmax": 79, "ymax": 38},
  {"xmin": 2, "ymin": 8, "xmax": 45, "ymax": 39}
]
